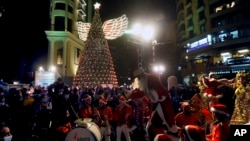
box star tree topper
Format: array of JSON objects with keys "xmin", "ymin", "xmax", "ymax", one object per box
[{"xmin": 77, "ymin": 2, "xmax": 129, "ymax": 41}]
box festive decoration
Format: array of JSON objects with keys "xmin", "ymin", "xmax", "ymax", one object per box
[
  {"xmin": 230, "ymin": 72, "xmax": 250, "ymax": 125},
  {"xmin": 73, "ymin": 2, "xmax": 128, "ymax": 88}
]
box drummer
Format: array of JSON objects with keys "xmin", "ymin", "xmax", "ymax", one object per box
[
  {"xmin": 96, "ymin": 96, "xmax": 113, "ymax": 141},
  {"xmin": 78, "ymin": 94, "xmax": 94, "ymax": 119}
]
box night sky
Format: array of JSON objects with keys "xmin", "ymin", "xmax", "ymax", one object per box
[{"xmin": 0, "ymin": 0, "xmax": 176, "ymax": 83}]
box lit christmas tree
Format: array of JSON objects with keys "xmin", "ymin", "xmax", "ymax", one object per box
[{"xmin": 73, "ymin": 2, "xmax": 128, "ymax": 88}]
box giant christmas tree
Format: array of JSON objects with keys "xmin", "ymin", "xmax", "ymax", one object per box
[{"xmin": 73, "ymin": 3, "xmax": 128, "ymax": 88}]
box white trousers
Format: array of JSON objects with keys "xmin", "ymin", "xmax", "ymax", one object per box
[
  {"xmin": 100, "ymin": 126, "xmax": 111, "ymax": 141},
  {"xmin": 116, "ymin": 124, "xmax": 131, "ymax": 141}
]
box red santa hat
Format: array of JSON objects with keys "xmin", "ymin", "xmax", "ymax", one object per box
[
  {"xmin": 99, "ymin": 96, "xmax": 107, "ymax": 104},
  {"xmin": 82, "ymin": 94, "xmax": 91, "ymax": 101},
  {"xmin": 153, "ymin": 134, "xmax": 173, "ymax": 141},
  {"xmin": 119, "ymin": 95, "xmax": 127, "ymax": 102},
  {"xmin": 179, "ymin": 102, "xmax": 189, "ymax": 111},
  {"xmin": 210, "ymin": 104, "xmax": 229, "ymax": 116},
  {"xmin": 183, "ymin": 125, "xmax": 205, "ymax": 141},
  {"xmin": 208, "ymin": 72, "xmax": 216, "ymax": 79}
]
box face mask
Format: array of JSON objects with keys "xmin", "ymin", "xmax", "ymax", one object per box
[
  {"xmin": 3, "ymin": 135, "xmax": 12, "ymax": 141},
  {"xmin": 0, "ymin": 102, "xmax": 5, "ymax": 106}
]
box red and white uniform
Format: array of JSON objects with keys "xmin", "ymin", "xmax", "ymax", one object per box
[
  {"xmin": 113, "ymin": 96, "xmax": 133, "ymax": 141},
  {"xmin": 97, "ymin": 96, "xmax": 113, "ymax": 141}
]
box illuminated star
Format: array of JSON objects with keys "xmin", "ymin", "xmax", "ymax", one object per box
[{"xmin": 94, "ymin": 2, "xmax": 101, "ymax": 9}]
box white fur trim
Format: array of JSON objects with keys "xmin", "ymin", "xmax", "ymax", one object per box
[
  {"xmin": 210, "ymin": 107, "xmax": 229, "ymax": 116},
  {"xmin": 184, "ymin": 126, "xmax": 194, "ymax": 141},
  {"xmin": 207, "ymin": 94, "xmax": 212, "ymax": 97},
  {"xmin": 156, "ymin": 103, "xmax": 178, "ymax": 133},
  {"xmin": 148, "ymin": 89, "xmax": 159, "ymax": 103}
]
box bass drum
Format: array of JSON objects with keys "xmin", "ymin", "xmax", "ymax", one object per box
[{"xmin": 65, "ymin": 122, "xmax": 102, "ymax": 141}]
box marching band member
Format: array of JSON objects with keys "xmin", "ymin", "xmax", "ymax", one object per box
[
  {"xmin": 206, "ymin": 104, "xmax": 230, "ymax": 141},
  {"xmin": 78, "ymin": 94, "xmax": 94, "ymax": 119},
  {"xmin": 96, "ymin": 96, "xmax": 113, "ymax": 141},
  {"xmin": 113, "ymin": 95, "xmax": 133, "ymax": 141}
]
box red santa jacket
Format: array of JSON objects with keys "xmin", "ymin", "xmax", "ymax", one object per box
[
  {"xmin": 206, "ymin": 121, "xmax": 230, "ymax": 141},
  {"xmin": 113, "ymin": 104, "xmax": 133, "ymax": 127}
]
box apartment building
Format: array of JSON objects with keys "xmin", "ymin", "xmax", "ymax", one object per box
[
  {"xmin": 176, "ymin": 0, "xmax": 250, "ymax": 84},
  {"xmin": 45, "ymin": 0, "xmax": 93, "ymax": 84}
]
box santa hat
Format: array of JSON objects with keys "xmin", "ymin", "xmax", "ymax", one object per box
[
  {"xmin": 133, "ymin": 67, "xmax": 145, "ymax": 77},
  {"xmin": 99, "ymin": 96, "xmax": 107, "ymax": 104},
  {"xmin": 183, "ymin": 125, "xmax": 205, "ymax": 141},
  {"xmin": 153, "ymin": 134, "xmax": 173, "ymax": 141},
  {"xmin": 208, "ymin": 72, "xmax": 215, "ymax": 79},
  {"xmin": 82, "ymin": 94, "xmax": 91, "ymax": 101},
  {"xmin": 210, "ymin": 104, "xmax": 229, "ymax": 116},
  {"xmin": 179, "ymin": 102, "xmax": 189, "ymax": 111},
  {"xmin": 119, "ymin": 95, "xmax": 127, "ymax": 102}
]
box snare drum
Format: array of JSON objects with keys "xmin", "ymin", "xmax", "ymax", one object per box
[{"xmin": 65, "ymin": 122, "xmax": 102, "ymax": 141}]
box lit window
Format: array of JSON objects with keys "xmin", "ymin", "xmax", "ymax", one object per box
[{"xmin": 57, "ymin": 49, "xmax": 63, "ymax": 65}]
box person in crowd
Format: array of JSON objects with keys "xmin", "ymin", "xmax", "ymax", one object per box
[
  {"xmin": 189, "ymin": 94, "xmax": 213, "ymax": 134},
  {"xmin": 113, "ymin": 95, "xmax": 132, "ymax": 141},
  {"xmin": 96, "ymin": 96, "xmax": 113, "ymax": 141},
  {"xmin": 206, "ymin": 104, "xmax": 230, "ymax": 141},
  {"xmin": 78, "ymin": 94, "xmax": 94, "ymax": 119},
  {"xmin": 0, "ymin": 126, "xmax": 12, "ymax": 141},
  {"xmin": 0, "ymin": 95, "xmax": 10, "ymax": 125},
  {"xmin": 174, "ymin": 102, "xmax": 201, "ymax": 140},
  {"xmin": 128, "ymin": 89, "xmax": 147, "ymax": 141},
  {"xmin": 55, "ymin": 110, "xmax": 72, "ymax": 141},
  {"xmin": 230, "ymin": 72, "xmax": 250, "ymax": 125},
  {"xmin": 201, "ymin": 72, "xmax": 234, "ymax": 108},
  {"xmin": 181, "ymin": 125, "xmax": 206, "ymax": 141}
]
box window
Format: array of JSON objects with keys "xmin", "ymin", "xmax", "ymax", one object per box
[
  {"xmin": 55, "ymin": 3, "xmax": 66, "ymax": 10},
  {"xmin": 67, "ymin": 18, "xmax": 72, "ymax": 32},
  {"xmin": 74, "ymin": 48, "xmax": 81, "ymax": 64},
  {"xmin": 54, "ymin": 16, "xmax": 65, "ymax": 31},
  {"xmin": 200, "ymin": 24, "xmax": 206, "ymax": 33},
  {"xmin": 57, "ymin": 49, "xmax": 63, "ymax": 65},
  {"xmin": 68, "ymin": 5, "xmax": 73, "ymax": 13}
]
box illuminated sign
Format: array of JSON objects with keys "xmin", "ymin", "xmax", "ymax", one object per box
[{"xmin": 35, "ymin": 71, "xmax": 56, "ymax": 87}]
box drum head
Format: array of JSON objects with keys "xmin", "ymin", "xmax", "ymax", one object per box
[
  {"xmin": 65, "ymin": 128, "xmax": 96, "ymax": 141},
  {"xmin": 65, "ymin": 123, "xmax": 101, "ymax": 141}
]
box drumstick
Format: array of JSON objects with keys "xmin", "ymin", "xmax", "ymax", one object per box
[{"xmin": 70, "ymin": 104, "xmax": 80, "ymax": 119}]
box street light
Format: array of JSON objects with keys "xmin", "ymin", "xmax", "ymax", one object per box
[
  {"xmin": 152, "ymin": 64, "xmax": 165, "ymax": 75},
  {"xmin": 130, "ymin": 23, "xmax": 154, "ymax": 68}
]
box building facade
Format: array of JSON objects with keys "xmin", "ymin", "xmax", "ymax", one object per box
[
  {"xmin": 176, "ymin": 0, "xmax": 250, "ymax": 84},
  {"xmin": 46, "ymin": 0, "xmax": 92, "ymax": 84}
]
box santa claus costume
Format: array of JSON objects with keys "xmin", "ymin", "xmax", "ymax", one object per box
[
  {"xmin": 181, "ymin": 125, "xmax": 206, "ymax": 141},
  {"xmin": 133, "ymin": 68, "xmax": 178, "ymax": 141},
  {"xmin": 206, "ymin": 104, "xmax": 230, "ymax": 141}
]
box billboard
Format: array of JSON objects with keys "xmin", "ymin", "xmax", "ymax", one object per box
[{"xmin": 35, "ymin": 71, "xmax": 56, "ymax": 88}]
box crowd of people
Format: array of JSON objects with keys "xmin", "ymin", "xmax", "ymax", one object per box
[{"xmin": 0, "ymin": 71, "xmax": 249, "ymax": 141}]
